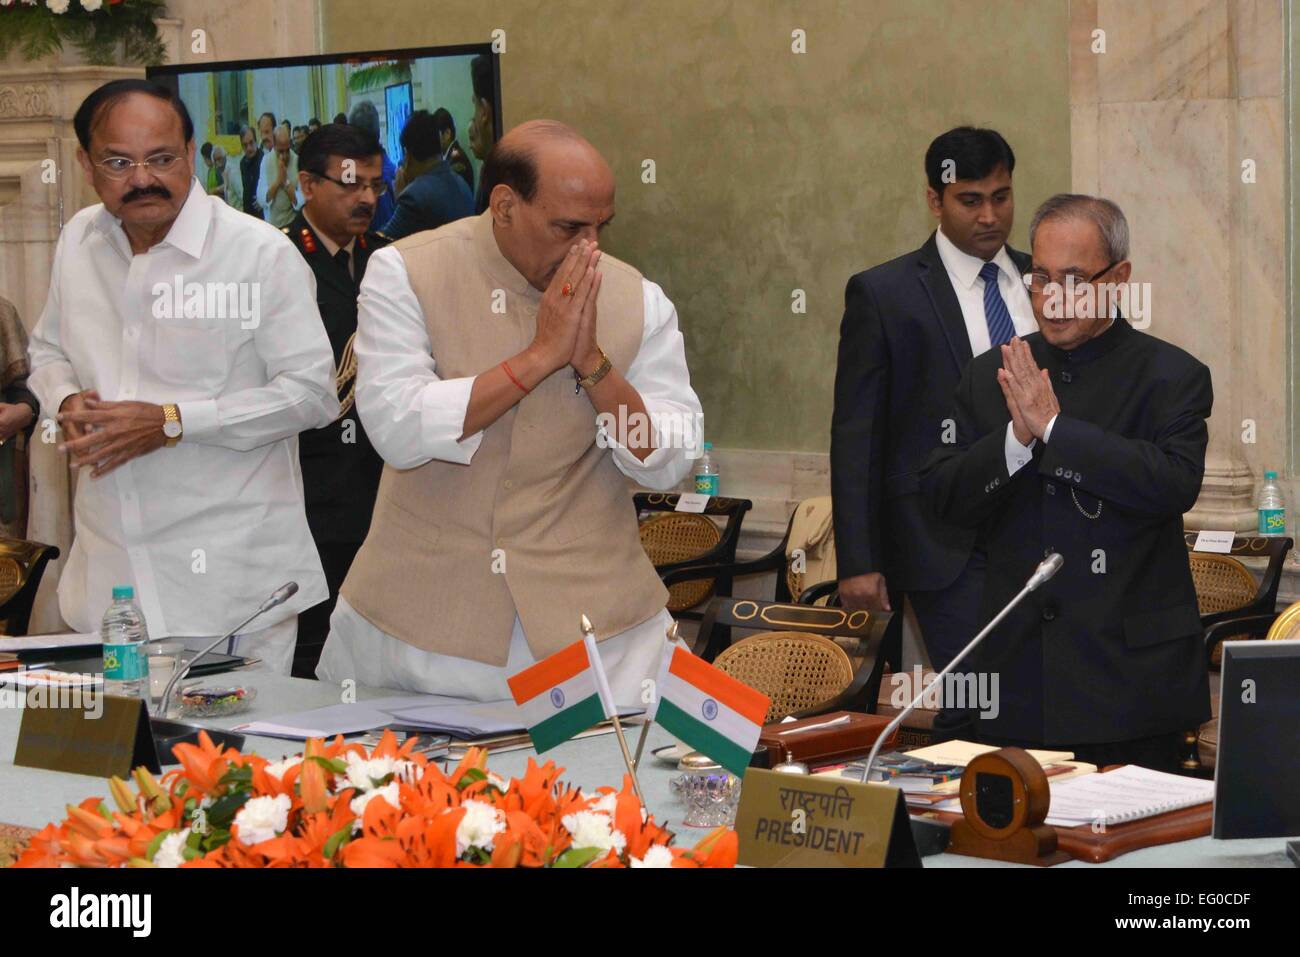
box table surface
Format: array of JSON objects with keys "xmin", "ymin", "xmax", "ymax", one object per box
[{"xmin": 0, "ymin": 672, "xmax": 1291, "ymax": 867}]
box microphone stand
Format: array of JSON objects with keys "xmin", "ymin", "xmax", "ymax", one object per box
[
  {"xmin": 858, "ymin": 554, "xmax": 1064, "ymax": 784},
  {"xmin": 156, "ymin": 582, "xmax": 299, "ymax": 716}
]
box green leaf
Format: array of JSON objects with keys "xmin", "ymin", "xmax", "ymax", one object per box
[
  {"xmin": 218, "ymin": 765, "xmax": 254, "ymax": 789},
  {"xmin": 306, "ymin": 755, "xmax": 348, "ymax": 775},
  {"xmin": 456, "ymin": 767, "xmax": 487, "ymax": 789},
  {"xmin": 96, "ymin": 801, "xmax": 114, "ymax": 822},
  {"xmin": 323, "ymin": 824, "xmax": 354, "ymax": 860},
  {"xmin": 204, "ymin": 790, "xmax": 251, "ymax": 828},
  {"xmin": 145, "ymin": 828, "xmax": 175, "ymax": 861},
  {"xmin": 552, "ymin": 846, "xmax": 604, "ymax": 869}
]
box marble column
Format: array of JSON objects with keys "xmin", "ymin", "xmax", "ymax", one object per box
[{"xmin": 1069, "ymin": 0, "xmax": 1285, "ymax": 530}]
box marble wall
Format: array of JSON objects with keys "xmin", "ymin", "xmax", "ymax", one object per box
[{"xmin": 1069, "ymin": 0, "xmax": 1287, "ymax": 529}]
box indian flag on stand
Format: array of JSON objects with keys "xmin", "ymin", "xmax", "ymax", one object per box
[
  {"xmin": 507, "ymin": 635, "xmax": 616, "ymax": 754},
  {"xmin": 647, "ymin": 644, "xmax": 770, "ymax": 777}
]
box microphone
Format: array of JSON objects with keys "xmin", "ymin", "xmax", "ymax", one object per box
[
  {"xmin": 157, "ymin": 582, "xmax": 299, "ymax": 715},
  {"xmin": 857, "ymin": 553, "xmax": 1063, "ymax": 784}
]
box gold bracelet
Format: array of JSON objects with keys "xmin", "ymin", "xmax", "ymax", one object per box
[{"xmin": 574, "ymin": 348, "xmax": 612, "ymax": 393}]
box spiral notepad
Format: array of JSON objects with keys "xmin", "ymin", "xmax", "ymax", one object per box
[{"xmin": 1043, "ymin": 765, "xmax": 1214, "ymax": 828}]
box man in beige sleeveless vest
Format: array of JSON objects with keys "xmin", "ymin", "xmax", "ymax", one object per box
[{"xmin": 317, "ymin": 121, "xmax": 702, "ymax": 704}]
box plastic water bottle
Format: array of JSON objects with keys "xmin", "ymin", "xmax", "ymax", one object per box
[
  {"xmin": 1258, "ymin": 471, "xmax": 1286, "ymax": 537},
  {"xmin": 101, "ymin": 585, "xmax": 150, "ymax": 700},
  {"xmin": 695, "ymin": 441, "xmax": 720, "ymax": 496}
]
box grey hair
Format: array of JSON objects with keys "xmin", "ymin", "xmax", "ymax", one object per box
[{"xmin": 1029, "ymin": 193, "xmax": 1130, "ymax": 262}]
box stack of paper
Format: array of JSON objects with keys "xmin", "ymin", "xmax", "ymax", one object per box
[{"xmin": 1042, "ymin": 765, "xmax": 1214, "ymax": 828}]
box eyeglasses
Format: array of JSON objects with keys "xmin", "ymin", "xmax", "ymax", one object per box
[
  {"xmin": 313, "ymin": 173, "xmax": 389, "ymax": 196},
  {"xmin": 1024, "ymin": 260, "xmax": 1121, "ymax": 295},
  {"xmin": 94, "ymin": 153, "xmax": 184, "ymax": 180}
]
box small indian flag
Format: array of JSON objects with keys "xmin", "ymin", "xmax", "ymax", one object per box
[
  {"xmin": 507, "ymin": 635, "xmax": 616, "ymax": 754},
  {"xmin": 647, "ymin": 644, "xmax": 770, "ymax": 777}
]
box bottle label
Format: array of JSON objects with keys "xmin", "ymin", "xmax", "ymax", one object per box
[
  {"xmin": 1259, "ymin": 508, "xmax": 1286, "ymax": 535},
  {"xmin": 103, "ymin": 643, "xmax": 148, "ymax": 682},
  {"xmin": 695, "ymin": 474, "xmax": 719, "ymax": 496}
]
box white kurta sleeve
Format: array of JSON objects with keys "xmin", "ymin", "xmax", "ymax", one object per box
[
  {"xmin": 179, "ymin": 240, "xmax": 339, "ymax": 450},
  {"xmin": 353, "ymin": 245, "xmax": 484, "ymax": 469},
  {"xmin": 26, "ymin": 230, "xmax": 83, "ymax": 419},
  {"xmin": 601, "ymin": 279, "xmax": 702, "ymax": 490}
]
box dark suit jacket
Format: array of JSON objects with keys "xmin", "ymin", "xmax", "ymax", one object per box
[
  {"xmin": 831, "ymin": 232, "xmax": 1031, "ymax": 592},
  {"xmin": 285, "ymin": 212, "xmax": 388, "ymax": 545},
  {"xmin": 445, "ymin": 139, "xmax": 474, "ymax": 195},
  {"xmin": 377, "ymin": 160, "xmax": 475, "ymax": 242},
  {"xmin": 919, "ymin": 317, "xmax": 1213, "ymax": 744}
]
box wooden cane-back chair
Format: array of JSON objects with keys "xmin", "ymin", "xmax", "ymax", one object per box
[
  {"xmin": 697, "ymin": 597, "xmax": 893, "ymax": 720},
  {"xmin": 0, "ymin": 539, "xmax": 60, "ymax": 636},
  {"xmin": 635, "ymin": 493, "xmax": 751, "ymax": 616},
  {"xmin": 714, "ymin": 632, "xmax": 854, "ymax": 724}
]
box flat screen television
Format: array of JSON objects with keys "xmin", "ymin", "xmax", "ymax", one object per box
[{"xmin": 149, "ymin": 43, "xmax": 500, "ymax": 218}]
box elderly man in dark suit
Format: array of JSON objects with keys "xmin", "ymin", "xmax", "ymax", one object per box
[
  {"xmin": 832, "ymin": 127, "xmax": 1035, "ymax": 689},
  {"xmin": 921, "ymin": 194, "xmax": 1212, "ymax": 771}
]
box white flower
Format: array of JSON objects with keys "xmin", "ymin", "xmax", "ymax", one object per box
[
  {"xmin": 486, "ymin": 771, "xmax": 508, "ymax": 792},
  {"xmin": 630, "ymin": 844, "xmax": 675, "ymax": 868},
  {"xmin": 153, "ymin": 829, "xmax": 191, "ymax": 869},
  {"xmin": 340, "ymin": 752, "xmax": 413, "ymax": 792},
  {"xmin": 589, "ymin": 792, "xmax": 618, "ymax": 815},
  {"xmin": 348, "ymin": 781, "xmax": 400, "ymax": 831},
  {"xmin": 263, "ymin": 755, "xmax": 301, "ymax": 782},
  {"xmin": 455, "ymin": 799, "xmax": 505, "ymax": 856},
  {"xmin": 561, "ymin": 810, "xmax": 626, "ymax": 855},
  {"xmin": 233, "ymin": 793, "xmax": 291, "ymax": 845},
  {"xmin": 81, "ymin": 0, "xmax": 103, "ymax": 10},
  {"xmin": 46, "ymin": 0, "xmax": 71, "ymax": 14}
]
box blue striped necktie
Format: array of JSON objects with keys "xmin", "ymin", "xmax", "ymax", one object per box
[{"xmin": 980, "ymin": 261, "xmax": 1016, "ymax": 347}]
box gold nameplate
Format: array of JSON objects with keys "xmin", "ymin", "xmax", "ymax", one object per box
[
  {"xmin": 734, "ymin": 768, "xmax": 921, "ymax": 868},
  {"xmin": 12, "ymin": 688, "xmax": 159, "ymax": 778}
]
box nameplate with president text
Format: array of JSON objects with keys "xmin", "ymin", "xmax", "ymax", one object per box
[
  {"xmin": 734, "ymin": 768, "xmax": 920, "ymax": 867},
  {"xmin": 13, "ymin": 691, "xmax": 159, "ymax": 779}
]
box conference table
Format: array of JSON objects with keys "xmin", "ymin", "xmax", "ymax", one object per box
[{"xmin": 0, "ymin": 671, "xmax": 1291, "ymax": 868}]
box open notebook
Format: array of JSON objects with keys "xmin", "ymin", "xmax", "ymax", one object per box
[{"xmin": 1041, "ymin": 765, "xmax": 1214, "ymax": 828}]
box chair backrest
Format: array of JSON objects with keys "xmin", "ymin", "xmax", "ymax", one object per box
[
  {"xmin": 639, "ymin": 513, "xmax": 722, "ymax": 611},
  {"xmin": 1265, "ymin": 601, "xmax": 1300, "ymax": 641},
  {"xmin": 714, "ymin": 631, "xmax": 854, "ymax": 724},
  {"xmin": 1185, "ymin": 532, "xmax": 1292, "ymax": 614},
  {"xmin": 0, "ymin": 538, "xmax": 60, "ymax": 636},
  {"xmin": 635, "ymin": 493, "xmax": 751, "ymax": 611},
  {"xmin": 1188, "ymin": 553, "xmax": 1257, "ymax": 615}
]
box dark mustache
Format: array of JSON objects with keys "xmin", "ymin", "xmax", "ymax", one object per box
[
  {"xmin": 349, "ymin": 205, "xmax": 374, "ymax": 219},
  {"xmin": 122, "ymin": 185, "xmax": 171, "ymax": 204}
]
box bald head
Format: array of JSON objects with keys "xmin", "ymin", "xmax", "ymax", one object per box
[
  {"xmin": 274, "ymin": 126, "xmax": 291, "ymax": 154},
  {"xmin": 485, "ymin": 120, "xmax": 617, "ymax": 291}
]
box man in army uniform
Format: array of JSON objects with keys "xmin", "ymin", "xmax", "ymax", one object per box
[{"xmin": 284, "ymin": 123, "xmax": 391, "ymax": 677}]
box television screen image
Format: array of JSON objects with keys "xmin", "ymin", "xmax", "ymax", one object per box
[{"xmin": 150, "ymin": 44, "xmax": 500, "ymax": 227}]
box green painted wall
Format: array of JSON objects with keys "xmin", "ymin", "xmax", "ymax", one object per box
[{"xmin": 322, "ymin": 0, "xmax": 1071, "ymax": 452}]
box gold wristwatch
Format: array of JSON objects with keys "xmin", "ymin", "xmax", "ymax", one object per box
[
  {"xmin": 574, "ymin": 348, "xmax": 613, "ymax": 393},
  {"xmin": 162, "ymin": 403, "xmax": 183, "ymax": 447}
]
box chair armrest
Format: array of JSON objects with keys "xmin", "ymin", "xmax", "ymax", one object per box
[
  {"xmin": 1203, "ymin": 612, "xmax": 1278, "ymax": 665},
  {"xmin": 660, "ymin": 549, "xmax": 787, "ymax": 588},
  {"xmin": 798, "ymin": 580, "xmax": 840, "ymax": 606}
]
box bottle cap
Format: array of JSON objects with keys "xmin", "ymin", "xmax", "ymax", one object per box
[
  {"xmin": 112, "ymin": 585, "xmax": 134, "ymax": 601},
  {"xmin": 703, "ymin": 441, "xmax": 713, "ymax": 450},
  {"xmin": 1265, "ymin": 471, "xmax": 1278, "ymax": 481}
]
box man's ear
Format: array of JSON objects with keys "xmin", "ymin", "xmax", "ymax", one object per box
[
  {"xmin": 925, "ymin": 186, "xmax": 942, "ymax": 218},
  {"xmin": 297, "ymin": 171, "xmax": 315, "ymax": 201},
  {"xmin": 490, "ymin": 184, "xmax": 515, "ymax": 225},
  {"xmin": 75, "ymin": 146, "xmax": 94, "ymax": 187},
  {"xmin": 1112, "ymin": 261, "xmax": 1132, "ymax": 285}
]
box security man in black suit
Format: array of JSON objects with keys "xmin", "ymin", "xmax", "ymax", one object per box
[
  {"xmin": 285, "ymin": 123, "xmax": 391, "ymax": 678},
  {"xmin": 921, "ymin": 194, "xmax": 1212, "ymax": 772},
  {"xmin": 832, "ymin": 128, "xmax": 1036, "ymax": 688}
]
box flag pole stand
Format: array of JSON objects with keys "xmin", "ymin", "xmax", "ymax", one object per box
[
  {"xmin": 581, "ymin": 612, "xmax": 644, "ymax": 803},
  {"xmin": 632, "ymin": 620, "xmax": 679, "ymax": 769}
]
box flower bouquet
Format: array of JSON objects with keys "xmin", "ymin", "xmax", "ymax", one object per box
[
  {"xmin": 0, "ymin": 0, "xmax": 168, "ymax": 66},
  {"xmin": 13, "ymin": 730, "xmax": 737, "ymax": 868}
]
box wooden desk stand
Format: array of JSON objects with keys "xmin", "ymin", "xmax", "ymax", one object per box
[{"xmin": 947, "ymin": 747, "xmax": 1071, "ymax": 866}]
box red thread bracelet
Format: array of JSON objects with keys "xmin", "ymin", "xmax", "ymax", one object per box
[{"xmin": 501, "ymin": 359, "xmax": 530, "ymax": 394}]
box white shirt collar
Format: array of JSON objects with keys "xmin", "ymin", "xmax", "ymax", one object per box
[
  {"xmin": 88, "ymin": 177, "xmax": 211, "ymax": 260},
  {"xmin": 935, "ymin": 226, "xmax": 1020, "ymax": 291}
]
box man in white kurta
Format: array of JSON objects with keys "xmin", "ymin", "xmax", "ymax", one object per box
[
  {"xmin": 317, "ymin": 121, "xmax": 701, "ymax": 706},
  {"xmin": 27, "ymin": 80, "xmax": 337, "ymax": 672}
]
